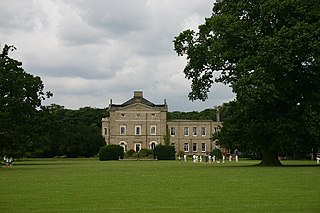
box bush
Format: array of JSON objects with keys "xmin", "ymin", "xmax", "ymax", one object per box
[
  {"xmin": 132, "ymin": 152, "xmax": 139, "ymax": 158},
  {"xmin": 99, "ymin": 145, "xmax": 124, "ymax": 161},
  {"xmin": 139, "ymin": 148, "xmax": 153, "ymax": 158},
  {"xmin": 212, "ymin": 148, "xmax": 222, "ymax": 160},
  {"xmin": 126, "ymin": 149, "xmax": 135, "ymax": 158},
  {"xmin": 153, "ymin": 144, "xmax": 175, "ymax": 160}
]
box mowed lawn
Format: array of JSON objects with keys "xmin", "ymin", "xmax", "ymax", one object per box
[{"xmin": 1, "ymin": 159, "xmax": 319, "ymax": 213}]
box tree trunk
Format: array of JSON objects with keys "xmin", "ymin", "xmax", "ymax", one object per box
[{"xmin": 259, "ymin": 150, "xmax": 282, "ymax": 166}]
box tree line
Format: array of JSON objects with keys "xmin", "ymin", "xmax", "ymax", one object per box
[
  {"xmin": 0, "ymin": 44, "xmax": 221, "ymax": 158},
  {"xmin": 167, "ymin": 108, "xmax": 220, "ymax": 121},
  {"xmin": 0, "ymin": 45, "xmax": 107, "ymax": 158},
  {"xmin": 28, "ymin": 105, "xmax": 107, "ymax": 158}
]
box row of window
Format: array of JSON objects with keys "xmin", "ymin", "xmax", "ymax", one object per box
[
  {"xmin": 121, "ymin": 125, "xmax": 156, "ymax": 135},
  {"xmin": 119, "ymin": 142, "xmax": 158, "ymax": 152},
  {"xmin": 120, "ymin": 113, "xmax": 157, "ymax": 118},
  {"xmin": 170, "ymin": 127, "xmax": 207, "ymax": 137},
  {"xmin": 104, "ymin": 125, "xmax": 157, "ymax": 136},
  {"xmin": 104, "ymin": 126, "xmax": 220, "ymax": 136},
  {"xmin": 184, "ymin": 143, "xmax": 207, "ymax": 152}
]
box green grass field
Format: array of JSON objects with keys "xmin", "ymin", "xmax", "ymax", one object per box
[{"xmin": 1, "ymin": 158, "xmax": 319, "ymax": 212}]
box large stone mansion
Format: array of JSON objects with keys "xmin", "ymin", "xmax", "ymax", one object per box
[{"xmin": 102, "ymin": 91, "xmax": 222, "ymax": 155}]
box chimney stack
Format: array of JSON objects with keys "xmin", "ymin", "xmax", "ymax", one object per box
[{"xmin": 134, "ymin": 91, "xmax": 143, "ymax": 98}]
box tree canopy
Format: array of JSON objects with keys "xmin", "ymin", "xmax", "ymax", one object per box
[
  {"xmin": 167, "ymin": 108, "xmax": 219, "ymax": 121},
  {"xmin": 30, "ymin": 105, "xmax": 106, "ymax": 158},
  {"xmin": 0, "ymin": 45, "xmax": 52, "ymax": 157},
  {"xmin": 174, "ymin": 0, "xmax": 320, "ymax": 165}
]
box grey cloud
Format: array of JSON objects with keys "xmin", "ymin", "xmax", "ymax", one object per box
[
  {"xmin": 58, "ymin": 21, "xmax": 106, "ymax": 46},
  {"xmin": 0, "ymin": 0, "xmax": 236, "ymax": 111},
  {"xmin": 30, "ymin": 65, "xmax": 112, "ymax": 79},
  {"xmin": 0, "ymin": 0, "xmax": 48, "ymax": 32},
  {"xmin": 66, "ymin": 0, "xmax": 149, "ymax": 37}
]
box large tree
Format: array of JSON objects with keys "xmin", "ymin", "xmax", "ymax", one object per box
[
  {"xmin": 0, "ymin": 44, "xmax": 52, "ymax": 157},
  {"xmin": 174, "ymin": 0, "xmax": 320, "ymax": 165}
]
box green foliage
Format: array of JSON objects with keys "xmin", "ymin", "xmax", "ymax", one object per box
[
  {"xmin": 99, "ymin": 145, "xmax": 124, "ymax": 161},
  {"xmin": 29, "ymin": 105, "xmax": 105, "ymax": 158},
  {"xmin": 174, "ymin": 0, "xmax": 320, "ymax": 165},
  {"xmin": 62, "ymin": 106, "xmax": 108, "ymax": 129},
  {"xmin": 139, "ymin": 148, "xmax": 153, "ymax": 158},
  {"xmin": 126, "ymin": 149, "xmax": 135, "ymax": 158},
  {"xmin": 167, "ymin": 108, "xmax": 218, "ymax": 120},
  {"xmin": 0, "ymin": 44, "xmax": 52, "ymax": 157},
  {"xmin": 163, "ymin": 128, "xmax": 171, "ymax": 146},
  {"xmin": 212, "ymin": 148, "xmax": 222, "ymax": 160},
  {"xmin": 153, "ymin": 144, "xmax": 175, "ymax": 160}
]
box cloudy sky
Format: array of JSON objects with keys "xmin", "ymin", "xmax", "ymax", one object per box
[{"xmin": 0, "ymin": 0, "xmax": 234, "ymax": 111}]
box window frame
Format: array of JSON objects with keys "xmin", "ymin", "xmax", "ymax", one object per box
[
  {"xmin": 150, "ymin": 125, "xmax": 156, "ymax": 135},
  {"xmin": 193, "ymin": 143, "xmax": 197, "ymax": 152},
  {"xmin": 184, "ymin": 127, "xmax": 189, "ymax": 136},
  {"xmin": 201, "ymin": 143, "xmax": 206, "ymax": 152},
  {"xmin": 170, "ymin": 127, "xmax": 176, "ymax": 136},
  {"xmin": 201, "ymin": 127, "xmax": 206, "ymax": 136},
  {"xmin": 120, "ymin": 125, "xmax": 126, "ymax": 135},
  {"xmin": 184, "ymin": 143, "xmax": 189, "ymax": 152},
  {"xmin": 135, "ymin": 125, "xmax": 142, "ymax": 135},
  {"xmin": 193, "ymin": 127, "xmax": 197, "ymax": 136}
]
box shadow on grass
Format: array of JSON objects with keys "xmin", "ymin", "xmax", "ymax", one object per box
[
  {"xmin": 279, "ymin": 164, "xmax": 320, "ymax": 167},
  {"xmin": 11, "ymin": 160, "xmax": 76, "ymax": 167},
  {"xmin": 13, "ymin": 163, "xmax": 73, "ymax": 166},
  {"xmin": 225, "ymin": 164, "xmax": 320, "ymax": 168},
  {"xmin": 206, "ymin": 164, "xmax": 320, "ymax": 169},
  {"xmin": 204, "ymin": 161, "xmax": 320, "ymax": 168}
]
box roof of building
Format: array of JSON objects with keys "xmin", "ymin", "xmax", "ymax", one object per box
[
  {"xmin": 109, "ymin": 91, "xmax": 167, "ymax": 109},
  {"xmin": 121, "ymin": 96, "xmax": 157, "ymax": 107}
]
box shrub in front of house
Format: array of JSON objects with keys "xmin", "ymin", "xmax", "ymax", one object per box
[
  {"xmin": 212, "ymin": 148, "xmax": 222, "ymax": 160},
  {"xmin": 99, "ymin": 145, "xmax": 124, "ymax": 161},
  {"xmin": 153, "ymin": 144, "xmax": 175, "ymax": 160},
  {"xmin": 126, "ymin": 149, "xmax": 135, "ymax": 158},
  {"xmin": 139, "ymin": 148, "xmax": 153, "ymax": 158}
]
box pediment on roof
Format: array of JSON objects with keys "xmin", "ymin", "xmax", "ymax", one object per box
[{"xmin": 121, "ymin": 103, "xmax": 157, "ymax": 111}]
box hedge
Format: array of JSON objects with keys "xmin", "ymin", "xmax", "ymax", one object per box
[
  {"xmin": 153, "ymin": 144, "xmax": 175, "ymax": 160},
  {"xmin": 99, "ymin": 145, "xmax": 124, "ymax": 161}
]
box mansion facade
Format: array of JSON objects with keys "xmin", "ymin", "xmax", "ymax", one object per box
[{"xmin": 102, "ymin": 91, "xmax": 222, "ymax": 155}]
